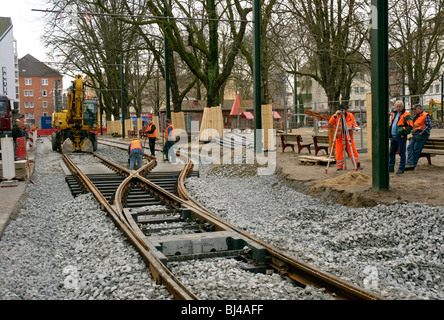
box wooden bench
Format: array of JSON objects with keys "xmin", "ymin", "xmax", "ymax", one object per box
[
  {"xmin": 312, "ymin": 135, "xmax": 329, "ymax": 156},
  {"xmin": 139, "ymin": 130, "xmax": 149, "ymax": 138},
  {"xmin": 280, "ymin": 134, "xmax": 312, "ymax": 154},
  {"xmin": 418, "ymin": 137, "xmax": 444, "ymax": 165},
  {"xmin": 127, "ymin": 130, "xmax": 137, "ymax": 138}
]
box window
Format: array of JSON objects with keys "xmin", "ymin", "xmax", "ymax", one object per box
[
  {"xmin": 43, "ymin": 112, "xmax": 48, "ymax": 117},
  {"xmin": 360, "ymin": 87, "xmax": 365, "ymax": 94},
  {"xmin": 25, "ymin": 102, "xmax": 29, "ymax": 108},
  {"xmin": 430, "ymin": 86, "xmax": 433, "ymax": 94},
  {"xmin": 355, "ymin": 87, "xmax": 359, "ymax": 94},
  {"xmin": 24, "ymin": 90, "xmax": 28, "ymax": 96},
  {"xmin": 29, "ymin": 90, "xmax": 33, "ymax": 97},
  {"xmin": 42, "ymin": 90, "xmax": 47, "ymax": 97},
  {"xmin": 42, "ymin": 79, "xmax": 48, "ymax": 85},
  {"xmin": 25, "ymin": 78, "xmax": 32, "ymax": 85},
  {"xmin": 42, "ymin": 101, "xmax": 48, "ymax": 108},
  {"xmin": 436, "ymin": 84, "xmax": 440, "ymax": 94},
  {"xmin": 30, "ymin": 102, "xmax": 34, "ymax": 108}
]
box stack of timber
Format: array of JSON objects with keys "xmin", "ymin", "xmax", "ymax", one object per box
[
  {"xmin": 298, "ymin": 155, "xmax": 335, "ymax": 165},
  {"xmin": 0, "ymin": 160, "xmax": 29, "ymax": 181},
  {"xmin": 199, "ymin": 106, "xmax": 224, "ymax": 142},
  {"xmin": 261, "ymin": 104, "xmax": 276, "ymax": 151}
]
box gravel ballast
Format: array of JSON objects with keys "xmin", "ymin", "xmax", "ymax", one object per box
[
  {"xmin": 1, "ymin": 137, "xmax": 442, "ymax": 300},
  {"xmin": 0, "ymin": 138, "xmax": 172, "ymax": 300},
  {"xmin": 185, "ymin": 171, "xmax": 444, "ymax": 300}
]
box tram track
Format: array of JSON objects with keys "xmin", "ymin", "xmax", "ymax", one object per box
[{"xmin": 61, "ymin": 138, "xmax": 384, "ymax": 300}]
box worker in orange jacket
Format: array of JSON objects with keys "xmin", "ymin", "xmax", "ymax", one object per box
[
  {"xmin": 328, "ymin": 105, "xmax": 362, "ymax": 171},
  {"xmin": 128, "ymin": 139, "xmax": 143, "ymax": 170}
]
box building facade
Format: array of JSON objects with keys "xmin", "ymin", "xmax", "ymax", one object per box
[
  {"xmin": 18, "ymin": 54, "xmax": 63, "ymax": 127},
  {"xmin": 0, "ymin": 17, "xmax": 20, "ymax": 108}
]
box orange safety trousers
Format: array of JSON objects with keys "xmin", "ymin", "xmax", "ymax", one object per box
[{"xmin": 335, "ymin": 133, "xmax": 359, "ymax": 169}]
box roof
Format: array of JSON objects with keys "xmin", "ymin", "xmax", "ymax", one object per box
[
  {"xmin": 18, "ymin": 54, "xmax": 63, "ymax": 78},
  {"xmin": 242, "ymin": 111, "xmax": 254, "ymax": 119},
  {"xmin": 273, "ymin": 111, "xmax": 281, "ymax": 119},
  {"xmin": 230, "ymin": 93, "xmax": 245, "ymax": 116},
  {"xmin": 0, "ymin": 17, "xmax": 12, "ymax": 41}
]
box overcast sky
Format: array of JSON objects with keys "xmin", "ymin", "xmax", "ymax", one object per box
[{"xmin": 3, "ymin": 1, "xmax": 73, "ymax": 88}]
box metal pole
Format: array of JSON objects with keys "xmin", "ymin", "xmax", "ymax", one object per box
[
  {"xmin": 359, "ymin": 100, "xmax": 363, "ymax": 151},
  {"xmin": 441, "ymin": 74, "xmax": 443, "ymax": 122},
  {"xmin": 120, "ymin": 52, "xmax": 126, "ymax": 139},
  {"xmin": 371, "ymin": 0, "xmax": 389, "ymax": 190},
  {"xmin": 99, "ymin": 83, "xmax": 103, "ymax": 135},
  {"xmin": 294, "ymin": 59, "xmax": 298, "ymax": 126},
  {"xmin": 54, "ymin": 80, "xmax": 59, "ymax": 113},
  {"xmin": 164, "ymin": 10, "xmax": 171, "ymax": 120},
  {"xmin": 283, "ymin": 74, "xmax": 287, "ymax": 134},
  {"xmin": 253, "ymin": 0, "xmax": 262, "ymax": 153},
  {"xmin": 314, "ymin": 102, "xmax": 318, "ymax": 136}
]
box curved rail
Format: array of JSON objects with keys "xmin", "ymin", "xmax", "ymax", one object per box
[
  {"xmin": 66, "ymin": 139, "xmax": 384, "ymax": 300},
  {"xmin": 62, "ymin": 152, "xmax": 197, "ymax": 300}
]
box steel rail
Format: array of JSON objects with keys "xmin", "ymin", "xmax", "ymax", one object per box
[
  {"xmin": 62, "ymin": 152, "xmax": 197, "ymax": 300},
  {"xmin": 80, "ymin": 139, "xmax": 383, "ymax": 300},
  {"xmin": 175, "ymin": 159, "xmax": 385, "ymax": 300}
]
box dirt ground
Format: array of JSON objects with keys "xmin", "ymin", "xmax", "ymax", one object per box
[{"xmin": 276, "ymin": 128, "xmax": 444, "ymax": 208}]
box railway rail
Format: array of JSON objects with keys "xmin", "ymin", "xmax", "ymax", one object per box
[{"xmin": 60, "ymin": 138, "xmax": 384, "ymax": 300}]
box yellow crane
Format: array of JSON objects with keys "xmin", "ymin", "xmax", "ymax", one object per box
[{"xmin": 51, "ymin": 75, "xmax": 99, "ymax": 153}]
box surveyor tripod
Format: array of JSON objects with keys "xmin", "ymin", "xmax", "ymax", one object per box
[{"xmin": 325, "ymin": 114, "xmax": 358, "ymax": 173}]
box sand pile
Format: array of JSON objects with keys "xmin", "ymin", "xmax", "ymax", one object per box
[{"xmin": 310, "ymin": 171, "xmax": 371, "ymax": 192}]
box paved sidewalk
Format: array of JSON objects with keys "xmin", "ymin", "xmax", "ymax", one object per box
[{"xmin": 0, "ymin": 148, "xmax": 35, "ymax": 238}]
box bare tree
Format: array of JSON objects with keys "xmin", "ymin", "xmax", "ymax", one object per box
[
  {"xmin": 389, "ymin": 0, "xmax": 444, "ymax": 103},
  {"xmin": 285, "ymin": 0, "xmax": 369, "ymax": 113}
]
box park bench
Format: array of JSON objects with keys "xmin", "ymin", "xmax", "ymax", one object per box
[
  {"xmin": 127, "ymin": 130, "xmax": 137, "ymax": 138},
  {"xmin": 418, "ymin": 137, "xmax": 444, "ymax": 165},
  {"xmin": 312, "ymin": 135, "xmax": 330, "ymax": 156},
  {"xmin": 139, "ymin": 130, "xmax": 149, "ymax": 138},
  {"xmin": 280, "ymin": 134, "xmax": 312, "ymax": 154}
]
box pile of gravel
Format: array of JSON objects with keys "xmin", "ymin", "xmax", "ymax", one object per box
[
  {"xmin": 0, "ymin": 137, "xmax": 172, "ymax": 300},
  {"xmin": 168, "ymin": 258, "xmax": 334, "ymax": 300},
  {"xmin": 185, "ymin": 173, "xmax": 444, "ymax": 300}
]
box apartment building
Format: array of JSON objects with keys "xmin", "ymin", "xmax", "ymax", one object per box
[
  {"xmin": 0, "ymin": 17, "xmax": 20, "ymax": 108},
  {"xmin": 18, "ymin": 54, "xmax": 63, "ymax": 127}
]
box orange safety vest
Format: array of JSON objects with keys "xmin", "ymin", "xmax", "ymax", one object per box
[
  {"xmin": 390, "ymin": 111, "xmax": 413, "ymax": 131},
  {"xmin": 328, "ymin": 112, "xmax": 357, "ymax": 135},
  {"xmin": 165, "ymin": 124, "xmax": 175, "ymax": 141},
  {"xmin": 130, "ymin": 140, "xmax": 143, "ymax": 152},
  {"xmin": 412, "ymin": 111, "xmax": 429, "ymax": 131},
  {"xmin": 147, "ymin": 123, "xmax": 157, "ymax": 138}
]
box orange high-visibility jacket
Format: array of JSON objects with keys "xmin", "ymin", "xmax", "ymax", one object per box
[
  {"xmin": 328, "ymin": 112, "xmax": 358, "ymax": 135},
  {"xmin": 147, "ymin": 123, "xmax": 157, "ymax": 138},
  {"xmin": 129, "ymin": 140, "xmax": 143, "ymax": 155},
  {"xmin": 165, "ymin": 124, "xmax": 175, "ymax": 141},
  {"xmin": 412, "ymin": 111, "xmax": 429, "ymax": 131}
]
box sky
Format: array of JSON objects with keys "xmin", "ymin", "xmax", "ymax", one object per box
[{"xmin": 3, "ymin": 0, "xmax": 73, "ymax": 89}]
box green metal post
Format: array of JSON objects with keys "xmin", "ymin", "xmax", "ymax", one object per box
[
  {"xmin": 294, "ymin": 59, "xmax": 298, "ymax": 126},
  {"xmin": 121, "ymin": 52, "xmax": 125, "ymax": 139},
  {"xmin": 99, "ymin": 83, "xmax": 103, "ymax": 135},
  {"xmin": 371, "ymin": 0, "xmax": 389, "ymax": 190},
  {"xmin": 164, "ymin": 11, "xmax": 171, "ymax": 121},
  {"xmin": 253, "ymin": 0, "xmax": 262, "ymax": 153}
]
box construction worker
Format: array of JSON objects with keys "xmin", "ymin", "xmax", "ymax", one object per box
[
  {"xmin": 405, "ymin": 104, "xmax": 432, "ymax": 171},
  {"xmin": 389, "ymin": 100, "xmax": 413, "ymax": 174},
  {"xmin": 163, "ymin": 118, "xmax": 176, "ymax": 163},
  {"xmin": 146, "ymin": 118, "xmax": 157, "ymax": 158},
  {"xmin": 328, "ymin": 104, "xmax": 362, "ymax": 171},
  {"xmin": 128, "ymin": 139, "xmax": 143, "ymax": 170}
]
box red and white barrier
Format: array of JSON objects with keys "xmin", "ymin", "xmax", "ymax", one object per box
[{"xmin": 28, "ymin": 131, "xmax": 37, "ymax": 148}]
